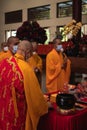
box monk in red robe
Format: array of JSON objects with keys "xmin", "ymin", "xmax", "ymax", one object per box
[
  {"xmin": 0, "ymin": 40, "xmax": 48, "ymax": 130},
  {"xmin": 46, "ymin": 36, "xmax": 71, "ymax": 92}
]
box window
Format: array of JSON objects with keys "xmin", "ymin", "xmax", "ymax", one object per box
[
  {"xmin": 82, "ymin": 0, "xmax": 87, "ymax": 14},
  {"xmin": 57, "ymin": 1, "xmax": 72, "ymax": 18},
  {"xmin": 57, "ymin": 0, "xmax": 87, "ymax": 18},
  {"xmin": 5, "ymin": 10, "xmax": 22, "ymax": 24},
  {"xmin": 28, "ymin": 5, "xmax": 50, "ymax": 21},
  {"xmin": 5, "ymin": 30, "xmax": 16, "ymax": 41},
  {"xmin": 82, "ymin": 24, "xmax": 87, "ymax": 35},
  {"xmin": 57, "ymin": 26, "xmax": 68, "ymax": 41},
  {"xmin": 44, "ymin": 28, "xmax": 50, "ymax": 44}
]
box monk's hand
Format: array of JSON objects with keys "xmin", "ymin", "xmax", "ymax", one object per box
[
  {"xmin": 43, "ymin": 95, "xmax": 49, "ymax": 102},
  {"xmin": 44, "ymin": 95, "xmax": 54, "ymax": 109}
]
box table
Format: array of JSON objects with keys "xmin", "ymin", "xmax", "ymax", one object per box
[{"xmin": 37, "ymin": 103, "xmax": 87, "ymax": 130}]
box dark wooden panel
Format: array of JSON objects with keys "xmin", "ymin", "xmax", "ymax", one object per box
[{"xmin": 69, "ymin": 57, "xmax": 87, "ymax": 74}]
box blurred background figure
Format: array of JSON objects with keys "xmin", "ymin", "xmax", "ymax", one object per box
[
  {"xmin": 27, "ymin": 40, "xmax": 42, "ymax": 87},
  {"xmin": 0, "ymin": 42, "xmax": 8, "ymax": 55},
  {"xmin": 81, "ymin": 44, "xmax": 87, "ymax": 57},
  {"xmin": 0, "ymin": 36, "xmax": 19, "ymax": 62}
]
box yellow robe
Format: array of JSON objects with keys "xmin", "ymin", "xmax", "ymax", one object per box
[
  {"xmin": 27, "ymin": 53, "xmax": 42, "ymax": 72},
  {"xmin": 27, "ymin": 53, "xmax": 42, "ymax": 86},
  {"xmin": 0, "ymin": 50, "xmax": 12, "ymax": 62},
  {"xmin": 0, "ymin": 51, "xmax": 6, "ymax": 55},
  {"xmin": 15, "ymin": 53, "xmax": 48, "ymax": 130},
  {"xmin": 46, "ymin": 49, "xmax": 71, "ymax": 92}
]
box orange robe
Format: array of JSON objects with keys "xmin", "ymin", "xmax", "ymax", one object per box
[
  {"xmin": 15, "ymin": 54, "xmax": 48, "ymax": 130},
  {"xmin": 0, "ymin": 53, "xmax": 48, "ymax": 130},
  {"xmin": 0, "ymin": 51, "xmax": 6, "ymax": 55},
  {"xmin": 46, "ymin": 49, "xmax": 71, "ymax": 92},
  {"xmin": 27, "ymin": 53, "xmax": 42, "ymax": 86},
  {"xmin": 27, "ymin": 53, "xmax": 42, "ymax": 72},
  {"xmin": 0, "ymin": 50, "xmax": 12, "ymax": 62}
]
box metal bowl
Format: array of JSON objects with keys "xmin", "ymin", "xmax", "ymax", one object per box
[{"xmin": 56, "ymin": 93, "xmax": 76, "ymax": 110}]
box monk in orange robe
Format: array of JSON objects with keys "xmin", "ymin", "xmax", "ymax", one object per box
[
  {"xmin": 46, "ymin": 37, "xmax": 71, "ymax": 92},
  {"xmin": 0, "ymin": 36, "xmax": 19, "ymax": 62},
  {"xmin": 0, "ymin": 42, "xmax": 8, "ymax": 55},
  {"xmin": 0, "ymin": 40, "xmax": 48, "ymax": 130},
  {"xmin": 27, "ymin": 41, "xmax": 42, "ymax": 86}
]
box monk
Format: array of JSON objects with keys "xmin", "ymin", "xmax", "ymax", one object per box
[
  {"xmin": 0, "ymin": 42, "xmax": 8, "ymax": 55},
  {"xmin": 0, "ymin": 36, "xmax": 19, "ymax": 62},
  {"xmin": 0, "ymin": 40, "xmax": 48, "ymax": 130},
  {"xmin": 27, "ymin": 40, "xmax": 42, "ymax": 86},
  {"xmin": 46, "ymin": 36, "xmax": 71, "ymax": 92}
]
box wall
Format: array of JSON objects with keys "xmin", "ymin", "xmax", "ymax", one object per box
[
  {"xmin": 0, "ymin": 0, "xmax": 72, "ymax": 42},
  {"xmin": 0, "ymin": 0, "xmax": 87, "ymax": 43}
]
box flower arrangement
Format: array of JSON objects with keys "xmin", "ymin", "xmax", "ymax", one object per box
[
  {"xmin": 63, "ymin": 19, "xmax": 76, "ymax": 35},
  {"xmin": 16, "ymin": 21, "xmax": 47, "ymax": 44},
  {"xmin": 63, "ymin": 19, "xmax": 82, "ymax": 38}
]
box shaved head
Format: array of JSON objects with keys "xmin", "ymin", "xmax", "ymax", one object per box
[
  {"xmin": 17, "ymin": 40, "xmax": 33, "ymax": 60},
  {"xmin": 7, "ymin": 36, "xmax": 19, "ymax": 46},
  {"xmin": 18, "ymin": 40, "xmax": 32, "ymax": 52}
]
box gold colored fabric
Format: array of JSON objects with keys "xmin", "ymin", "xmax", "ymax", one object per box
[
  {"xmin": 15, "ymin": 53, "xmax": 48, "ymax": 130},
  {"xmin": 0, "ymin": 51, "xmax": 6, "ymax": 55},
  {"xmin": 46, "ymin": 49, "xmax": 71, "ymax": 92},
  {"xmin": 27, "ymin": 53, "xmax": 42, "ymax": 72},
  {"xmin": 0, "ymin": 50, "xmax": 12, "ymax": 62}
]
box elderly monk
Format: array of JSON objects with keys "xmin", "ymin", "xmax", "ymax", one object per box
[
  {"xmin": 0, "ymin": 40, "xmax": 48, "ymax": 130},
  {"xmin": 0, "ymin": 36, "xmax": 19, "ymax": 62},
  {"xmin": 46, "ymin": 36, "xmax": 71, "ymax": 93},
  {"xmin": 27, "ymin": 40, "xmax": 42, "ymax": 86}
]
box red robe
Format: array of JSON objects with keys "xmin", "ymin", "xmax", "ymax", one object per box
[
  {"xmin": 0, "ymin": 57, "xmax": 26, "ymax": 130},
  {"xmin": 0, "ymin": 54, "xmax": 48, "ymax": 130}
]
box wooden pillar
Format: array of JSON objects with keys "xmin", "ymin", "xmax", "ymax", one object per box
[
  {"xmin": 72, "ymin": 0, "xmax": 82, "ymax": 56},
  {"xmin": 72, "ymin": 0, "xmax": 82, "ymax": 40},
  {"xmin": 72, "ymin": 0, "xmax": 82, "ymax": 22}
]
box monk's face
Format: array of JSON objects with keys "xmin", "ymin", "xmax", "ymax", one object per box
[
  {"xmin": 54, "ymin": 39, "xmax": 62, "ymax": 52},
  {"xmin": 9, "ymin": 37, "xmax": 19, "ymax": 54},
  {"xmin": 55, "ymin": 39, "xmax": 61, "ymax": 46}
]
